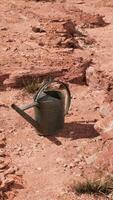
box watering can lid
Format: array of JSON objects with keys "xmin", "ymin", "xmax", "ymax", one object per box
[{"xmin": 34, "ymin": 80, "xmax": 71, "ymax": 115}]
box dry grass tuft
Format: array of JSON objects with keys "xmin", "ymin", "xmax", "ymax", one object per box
[
  {"xmin": 22, "ymin": 77, "xmax": 44, "ymax": 93},
  {"xmin": 71, "ymin": 175, "xmax": 113, "ymax": 196}
]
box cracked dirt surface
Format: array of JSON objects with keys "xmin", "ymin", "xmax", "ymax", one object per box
[{"xmin": 0, "ymin": 0, "xmax": 113, "ymax": 199}]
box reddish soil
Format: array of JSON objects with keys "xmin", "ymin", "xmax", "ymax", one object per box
[{"xmin": 0, "ymin": 0, "xmax": 113, "ymax": 199}]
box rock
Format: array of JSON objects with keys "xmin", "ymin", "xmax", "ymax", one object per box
[
  {"xmin": 0, "ymin": 134, "xmax": 6, "ymax": 148},
  {"xmin": 62, "ymin": 38, "xmax": 80, "ymax": 49},
  {"xmin": 54, "ymin": 37, "xmax": 62, "ymax": 47},
  {"xmin": 82, "ymin": 14, "xmax": 107, "ymax": 28},
  {"xmin": 0, "ymin": 134, "xmax": 6, "ymax": 141},
  {"xmin": 0, "ymin": 142, "xmax": 5, "ymax": 148},
  {"xmin": 37, "ymin": 167, "xmax": 42, "ymax": 171},
  {"xmin": 108, "ymin": 193, "xmax": 113, "ymax": 199},
  {"xmin": 0, "ymin": 162, "xmax": 8, "ymax": 170},
  {"xmin": 6, "ymin": 39, "xmax": 14, "ymax": 42},
  {"xmin": 99, "ymin": 103, "xmax": 113, "ymax": 118},
  {"xmin": 29, "ymin": 35, "xmax": 36, "ymax": 40},
  {"xmin": 72, "ymin": 95, "xmax": 76, "ymax": 99},
  {"xmin": 4, "ymin": 167, "xmax": 16, "ymax": 175},
  {"xmin": 14, "ymin": 148, "xmax": 23, "ymax": 156},
  {"xmin": 3, "ymin": 68, "xmax": 67, "ymax": 88},
  {"xmin": 56, "ymin": 157, "xmax": 64, "ymax": 164},
  {"xmin": 63, "ymin": 20, "xmax": 76, "ymax": 37},
  {"xmin": 64, "ymin": 58, "xmax": 92, "ymax": 84},
  {"xmin": 69, "ymin": 131, "xmax": 74, "ymax": 137},
  {"xmin": 1, "ymin": 27, "xmax": 8, "ymax": 31},
  {"xmin": 17, "ymin": 147, "xmax": 23, "ymax": 152},
  {"xmin": 86, "ymin": 66, "xmax": 98, "ymax": 87},
  {"xmin": 93, "ymin": 135, "xmax": 102, "ymax": 142},
  {"xmin": 85, "ymin": 154, "xmax": 97, "ymax": 165},
  {"xmin": 32, "ymin": 26, "xmax": 45, "ymax": 33},
  {"xmin": 0, "ymin": 174, "xmax": 5, "ymax": 183},
  {"xmin": 69, "ymin": 162, "xmax": 75, "ymax": 169},
  {"xmin": 63, "ymin": 164, "xmax": 68, "ymax": 168},
  {"xmin": 38, "ymin": 41, "xmax": 45, "ymax": 46},
  {"xmin": 0, "ymin": 149, "xmax": 6, "ymax": 157},
  {"xmin": 74, "ymin": 158, "xmax": 82, "ymax": 164},
  {"xmin": 94, "ymin": 116, "xmax": 113, "ymax": 142},
  {"xmin": 76, "ymin": 147, "xmax": 81, "ymax": 153},
  {"xmin": 91, "ymin": 90, "xmax": 107, "ymax": 105},
  {"xmin": 1, "ymin": 177, "xmax": 15, "ymax": 190},
  {"xmin": 78, "ymin": 165, "xmax": 83, "ymax": 169},
  {"xmin": 107, "ymin": 89, "xmax": 113, "ymax": 102},
  {"xmin": 0, "ymin": 158, "xmax": 5, "ymax": 164},
  {"xmin": 86, "ymin": 64, "xmax": 113, "ymax": 91},
  {"xmin": 0, "ymin": 129, "xmax": 4, "ymax": 133}
]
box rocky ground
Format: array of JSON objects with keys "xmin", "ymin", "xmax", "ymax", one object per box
[{"xmin": 0, "ymin": 0, "xmax": 113, "ymax": 199}]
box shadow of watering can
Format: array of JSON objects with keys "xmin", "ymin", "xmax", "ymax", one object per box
[{"xmin": 11, "ymin": 80, "xmax": 71, "ymax": 136}]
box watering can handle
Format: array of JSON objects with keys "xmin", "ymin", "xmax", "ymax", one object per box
[
  {"xmin": 11, "ymin": 104, "xmax": 38, "ymax": 129},
  {"xmin": 34, "ymin": 80, "xmax": 71, "ymax": 115}
]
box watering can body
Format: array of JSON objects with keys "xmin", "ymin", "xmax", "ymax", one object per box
[
  {"xmin": 34, "ymin": 91, "xmax": 64, "ymax": 135},
  {"xmin": 11, "ymin": 81, "xmax": 71, "ymax": 136}
]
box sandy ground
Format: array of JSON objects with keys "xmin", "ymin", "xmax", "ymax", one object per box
[{"xmin": 0, "ymin": 0, "xmax": 113, "ymax": 199}]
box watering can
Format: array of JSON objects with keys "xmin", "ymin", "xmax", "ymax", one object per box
[{"xmin": 11, "ymin": 80, "xmax": 71, "ymax": 136}]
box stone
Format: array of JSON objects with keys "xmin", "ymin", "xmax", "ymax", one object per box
[
  {"xmin": 54, "ymin": 37, "xmax": 62, "ymax": 47},
  {"xmin": 74, "ymin": 158, "xmax": 81, "ymax": 164},
  {"xmin": 1, "ymin": 27, "xmax": 8, "ymax": 31},
  {"xmin": 38, "ymin": 41, "xmax": 45, "ymax": 46},
  {"xmin": 69, "ymin": 162, "xmax": 75, "ymax": 169},
  {"xmin": 63, "ymin": 20, "xmax": 76, "ymax": 37},
  {"xmin": 0, "ymin": 158, "xmax": 5, "ymax": 164},
  {"xmin": 1, "ymin": 177, "xmax": 15, "ymax": 190},
  {"xmin": 62, "ymin": 38, "xmax": 80, "ymax": 49},
  {"xmin": 93, "ymin": 135, "xmax": 102, "ymax": 142},
  {"xmin": 69, "ymin": 131, "xmax": 74, "ymax": 136},
  {"xmin": 72, "ymin": 95, "xmax": 76, "ymax": 99},
  {"xmin": 6, "ymin": 39, "xmax": 14, "ymax": 42},
  {"xmin": 0, "ymin": 129, "xmax": 4, "ymax": 133},
  {"xmin": 0, "ymin": 134, "xmax": 6, "ymax": 148},
  {"xmin": 94, "ymin": 116, "xmax": 113, "ymax": 141},
  {"xmin": 64, "ymin": 57, "xmax": 92, "ymax": 84},
  {"xmin": 78, "ymin": 165, "xmax": 83, "ymax": 169},
  {"xmin": 0, "ymin": 149, "xmax": 6, "ymax": 157},
  {"xmin": 85, "ymin": 154, "xmax": 97, "ymax": 165},
  {"xmin": 29, "ymin": 35, "xmax": 36, "ymax": 40},
  {"xmin": 4, "ymin": 167, "xmax": 16, "ymax": 175},
  {"xmin": 63, "ymin": 164, "xmax": 68, "ymax": 168},
  {"xmin": 56, "ymin": 157, "xmax": 64, "ymax": 164},
  {"xmin": 32, "ymin": 26, "xmax": 45, "ymax": 33},
  {"xmin": 86, "ymin": 62, "xmax": 113, "ymax": 91},
  {"xmin": 86, "ymin": 66, "xmax": 98, "ymax": 87},
  {"xmin": 0, "ymin": 162, "xmax": 8, "ymax": 170},
  {"xmin": 0, "ymin": 134, "xmax": 6, "ymax": 141},
  {"xmin": 99, "ymin": 103, "xmax": 113, "ymax": 118},
  {"xmin": 37, "ymin": 167, "xmax": 42, "ymax": 171}
]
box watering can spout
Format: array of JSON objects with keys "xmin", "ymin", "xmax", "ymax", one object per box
[{"xmin": 11, "ymin": 103, "xmax": 39, "ymax": 129}]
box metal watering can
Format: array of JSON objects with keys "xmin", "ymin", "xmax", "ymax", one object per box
[{"xmin": 11, "ymin": 80, "xmax": 71, "ymax": 136}]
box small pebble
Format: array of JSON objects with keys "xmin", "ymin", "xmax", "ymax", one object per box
[
  {"xmin": 4, "ymin": 167, "xmax": 15, "ymax": 175},
  {"xmin": 69, "ymin": 162, "xmax": 75, "ymax": 169},
  {"xmin": 37, "ymin": 167, "xmax": 42, "ymax": 171},
  {"xmin": 0, "ymin": 149, "xmax": 6, "ymax": 157},
  {"xmin": 1, "ymin": 27, "xmax": 8, "ymax": 31},
  {"xmin": 0, "ymin": 129, "xmax": 4, "ymax": 133},
  {"xmin": 0, "ymin": 158, "xmax": 5, "ymax": 164},
  {"xmin": 32, "ymin": 26, "xmax": 45, "ymax": 33},
  {"xmin": 0, "ymin": 162, "xmax": 8, "ymax": 170},
  {"xmin": 63, "ymin": 164, "xmax": 68, "ymax": 168},
  {"xmin": 56, "ymin": 157, "xmax": 64, "ymax": 164}
]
